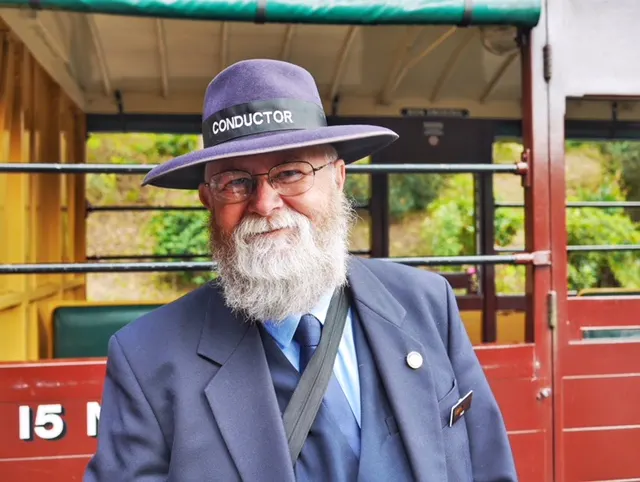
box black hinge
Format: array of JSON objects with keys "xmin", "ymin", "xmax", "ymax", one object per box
[{"xmin": 543, "ymin": 44, "xmax": 552, "ymax": 82}]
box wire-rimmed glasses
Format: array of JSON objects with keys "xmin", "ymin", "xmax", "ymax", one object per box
[{"xmin": 205, "ymin": 160, "xmax": 334, "ymax": 204}]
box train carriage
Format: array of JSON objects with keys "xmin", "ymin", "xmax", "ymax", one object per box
[{"xmin": 0, "ymin": 0, "xmax": 639, "ymax": 480}]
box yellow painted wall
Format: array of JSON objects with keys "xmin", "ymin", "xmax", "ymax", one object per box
[
  {"xmin": 460, "ymin": 311, "xmax": 526, "ymax": 345},
  {"xmin": 0, "ymin": 24, "xmax": 87, "ymax": 361}
]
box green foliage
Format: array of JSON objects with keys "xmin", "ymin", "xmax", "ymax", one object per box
[
  {"xmin": 389, "ymin": 174, "xmax": 444, "ymax": 222},
  {"xmin": 343, "ymin": 157, "xmax": 444, "ymax": 222},
  {"xmin": 146, "ymin": 134, "xmax": 200, "ymax": 158},
  {"xmin": 492, "ymin": 141, "xmax": 523, "ymax": 164},
  {"xmin": 147, "ymin": 210, "xmax": 210, "ymax": 257},
  {"xmin": 421, "ymin": 175, "xmax": 476, "ymax": 258},
  {"xmin": 421, "ymin": 174, "xmax": 523, "ymax": 261},
  {"xmin": 86, "ymin": 133, "xmax": 200, "ymax": 206},
  {"xmin": 146, "ymin": 210, "xmax": 213, "ymax": 287},
  {"xmin": 88, "ymin": 132, "xmax": 639, "ymax": 295},
  {"xmin": 421, "ymin": 168, "xmax": 640, "ymax": 292},
  {"xmin": 566, "ymin": 184, "xmax": 640, "ymax": 291},
  {"xmin": 135, "ymin": 134, "xmax": 210, "ymax": 287},
  {"xmin": 344, "ymin": 158, "xmax": 370, "ymax": 207},
  {"xmin": 596, "ymin": 141, "xmax": 640, "ymax": 221}
]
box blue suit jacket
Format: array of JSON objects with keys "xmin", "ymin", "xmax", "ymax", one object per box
[{"xmin": 84, "ymin": 256, "xmax": 517, "ymax": 481}]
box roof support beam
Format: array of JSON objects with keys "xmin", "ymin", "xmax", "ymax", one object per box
[
  {"xmin": 327, "ymin": 26, "xmax": 359, "ymax": 102},
  {"xmin": 86, "ymin": 15, "xmax": 111, "ymax": 96},
  {"xmin": 478, "ymin": 51, "xmax": 518, "ymax": 103},
  {"xmin": 280, "ymin": 24, "xmax": 295, "ymax": 61},
  {"xmin": 154, "ymin": 19, "xmax": 169, "ymax": 98},
  {"xmin": 0, "ymin": 9, "xmax": 85, "ymax": 109},
  {"xmin": 378, "ymin": 26, "xmax": 424, "ymax": 106},
  {"xmin": 379, "ymin": 26, "xmax": 457, "ymax": 105},
  {"xmin": 430, "ymin": 29, "xmax": 475, "ymax": 102},
  {"xmin": 32, "ymin": 15, "xmax": 70, "ymax": 67},
  {"xmin": 219, "ymin": 22, "xmax": 229, "ymax": 71}
]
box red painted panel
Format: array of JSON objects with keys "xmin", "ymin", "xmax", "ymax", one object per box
[
  {"xmin": 561, "ymin": 302, "xmax": 640, "ymax": 479},
  {"xmin": 567, "ymin": 297, "xmax": 640, "ymax": 330},
  {"xmin": 0, "ymin": 457, "xmax": 90, "ymax": 482},
  {"xmin": 0, "ymin": 348, "xmax": 545, "ymax": 480},
  {"xmin": 475, "ymin": 345, "xmax": 546, "ymax": 479},
  {"xmin": 509, "ymin": 431, "xmax": 547, "ymax": 482},
  {"xmin": 563, "ymin": 375, "xmax": 640, "ymax": 429},
  {"xmin": 563, "ymin": 341, "xmax": 640, "ymax": 376},
  {"xmin": 475, "ymin": 343, "xmax": 536, "ymax": 379},
  {"xmin": 564, "ymin": 427, "xmax": 640, "ymax": 481},
  {"xmin": 0, "ymin": 361, "xmax": 104, "ymax": 466},
  {"xmin": 0, "ymin": 360, "xmax": 106, "ymax": 401},
  {"xmin": 489, "ymin": 378, "xmax": 540, "ymax": 432}
]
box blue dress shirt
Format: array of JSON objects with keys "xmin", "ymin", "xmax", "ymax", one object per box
[{"xmin": 263, "ymin": 290, "xmax": 361, "ymax": 427}]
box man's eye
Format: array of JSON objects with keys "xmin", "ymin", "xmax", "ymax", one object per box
[
  {"xmin": 218, "ymin": 177, "xmax": 251, "ymax": 191},
  {"xmin": 227, "ymin": 178, "xmax": 250, "ymax": 188},
  {"xmin": 274, "ymin": 170, "xmax": 304, "ymax": 182}
]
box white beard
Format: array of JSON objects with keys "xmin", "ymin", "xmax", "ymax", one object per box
[{"xmin": 210, "ymin": 187, "xmax": 355, "ymax": 323}]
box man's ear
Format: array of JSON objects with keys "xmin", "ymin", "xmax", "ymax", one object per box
[
  {"xmin": 198, "ymin": 183, "xmax": 212, "ymax": 209},
  {"xmin": 335, "ymin": 159, "xmax": 347, "ymax": 190}
]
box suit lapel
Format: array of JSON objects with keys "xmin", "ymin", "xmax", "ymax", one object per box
[
  {"xmin": 347, "ymin": 258, "xmax": 448, "ymax": 482},
  {"xmin": 197, "ymin": 284, "xmax": 295, "ymax": 482}
]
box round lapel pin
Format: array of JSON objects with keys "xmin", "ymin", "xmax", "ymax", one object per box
[{"xmin": 406, "ymin": 351, "xmax": 423, "ymax": 369}]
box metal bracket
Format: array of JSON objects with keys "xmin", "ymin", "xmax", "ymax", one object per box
[
  {"xmin": 537, "ymin": 387, "xmax": 552, "ymax": 400},
  {"xmin": 610, "ymin": 101, "xmax": 619, "ymax": 138},
  {"xmin": 331, "ymin": 94, "xmax": 341, "ymax": 117},
  {"xmin": 542, "ymin": 44, "xmax": 552, "ymax": 82},
  {"xmin": 114, "ymin": 89, "xmax": 126, "ymax": 132},
  {"xmin": 517, "ymin": 148, "xmax": 531, "ymax": 187},
  {"xmin": 531, "ymin": 250, "xmax": 551, "ymax": 265},
  {"xmin": 547, "ymin": 290, "xmax": 558, "ymax": 330},
  {"xmin": 514, "ymin": 250, "xmax": 551, "ymax": 266}
]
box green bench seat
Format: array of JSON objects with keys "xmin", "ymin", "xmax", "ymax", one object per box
[{"xmin": 53, "ymin": 304, "xmax": 163, "ymax": 358}]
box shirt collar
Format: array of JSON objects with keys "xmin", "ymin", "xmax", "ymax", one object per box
[{"xmin": 263, "ymin": 289, "xmax": 335, "ymax": 350}]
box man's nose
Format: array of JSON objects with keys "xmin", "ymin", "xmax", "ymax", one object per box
[{"xmin": 247, "ymin": 176, "xmax": 283, "ymax": 217}]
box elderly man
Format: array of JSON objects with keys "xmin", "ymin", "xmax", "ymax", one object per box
[{"xmin": 84, "ymin": 59, "xmax": 517, "ymax": 482}]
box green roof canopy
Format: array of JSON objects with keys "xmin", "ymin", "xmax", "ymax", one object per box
[{"xmin": 0, "ymin": 0, "xmax": 541, "ymax": 26}]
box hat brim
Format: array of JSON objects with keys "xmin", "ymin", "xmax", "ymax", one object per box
[{"xmin": 141, "ymin": 124, "xmax": 398, "ymax": 190}]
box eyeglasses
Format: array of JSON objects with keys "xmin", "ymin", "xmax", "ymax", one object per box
[{"xmin": 205, "ymin": 160, "xmax": 334, "ymax": 204}]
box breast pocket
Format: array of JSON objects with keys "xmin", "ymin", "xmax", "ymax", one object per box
[
  {"xmin": 437, "ymin": 378, "xmax": 461, "ymax": 428},
  {"xmin": 437, "ymin": 378, "xmax": 473, "ymax": 479}
]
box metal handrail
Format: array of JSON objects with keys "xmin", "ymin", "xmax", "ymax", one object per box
[
  {"xmin": 87, "ymin": 202, "xmax": 371, "ymax": 212},
  {"xmin": 496, "ymin": 245, "xmax": 640, "ymax": 253},
  {"xmin": 86, "ymin": 249, "xmax": 372, "ymax": 260},
  {"xmin": 496, "ymin": 201, "xmax": 640, "ymax": 208},
  {"xmin": 0, "ymin": 162, "xmax": 528, "ymax": 175},
  {"xmin": 89, "ymin": 205, "xmax": 205, "ymax": 212},
  {"xmin": 567, "ymin": 244, "xmax": 640, "ymax": 252},
  {"xmin": 0, "ymin": 253, "xmax": 540, "ymax": 274}
]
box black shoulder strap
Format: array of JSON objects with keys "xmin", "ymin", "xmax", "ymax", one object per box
[{"xmin": 281, "ymin": 285, "xmax": 350, "ymax": 464}]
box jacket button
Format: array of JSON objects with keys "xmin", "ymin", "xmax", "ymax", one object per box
[{"xmin": 406, "ymin": 351, "xmax": 423, "ymax": 369}]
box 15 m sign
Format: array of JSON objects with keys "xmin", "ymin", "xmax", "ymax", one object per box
[{"xmin": 18, "ymin": 402, "xmax": 101, "ymax": 441}]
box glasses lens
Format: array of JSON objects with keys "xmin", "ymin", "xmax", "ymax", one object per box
[
  {"xmin": 269, "ymin": 161, "xmax": 314, "ymax": 196},
  {"xmin": 210, "ymin": 171, "xmax": 253, "ymax": 202}
]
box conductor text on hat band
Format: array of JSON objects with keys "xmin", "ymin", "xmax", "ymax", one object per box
[
  {"xmin": 201, "ymin": 98, "xmax": 327, "ymax": 148},
  {"xmin": 211, "ymin": 110, "xmax": 294, "ymax": 135}
]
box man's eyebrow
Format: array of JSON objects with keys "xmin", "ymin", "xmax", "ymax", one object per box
[
  {"xmin": 208, "ymin": 154, "xmax": 310, "ymax": 178},
  {"xmin": 210, "ymin": 164, "xmax": 250, "ymax": 175}
]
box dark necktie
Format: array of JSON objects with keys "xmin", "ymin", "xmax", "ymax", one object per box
[{"xmin": 293, "ymin": 313, "xmax": 361, "ymax": 457}]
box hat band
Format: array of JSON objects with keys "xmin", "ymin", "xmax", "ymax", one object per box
[{"xmin": 202, "ymin": 98, "xmax": 327, "ymax": 148}]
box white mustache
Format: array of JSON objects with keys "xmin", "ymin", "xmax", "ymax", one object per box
[{"xmin": 236, "ymin": 210, "xmax": 304, "ymax": 237}]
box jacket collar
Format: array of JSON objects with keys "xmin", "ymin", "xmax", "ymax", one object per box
[{"xmin": 197, "ymin": 282, "xmax": 296, "ymax": 481}]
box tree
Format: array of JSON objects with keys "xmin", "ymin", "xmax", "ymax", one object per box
[
  {"xmin": 566, "ymin": 184, "xmax": 640, "ymax": 291},
  {"xmin": 596, "ymin": 141, "xmax": 640, "ymax": 221},
  {"xmin": 420, "ymin": 171, "xmax": 640, "ymax": 292}
]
